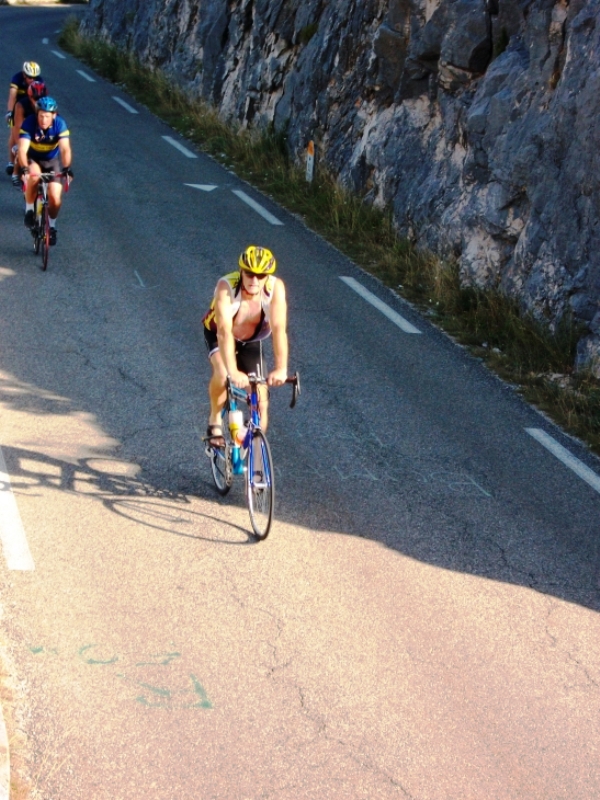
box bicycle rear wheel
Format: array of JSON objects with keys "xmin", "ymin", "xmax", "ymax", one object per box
[
  {"xmin": 40, "ymin": 205, "xmax": 49, "ymax": 271},
  {"xmin": 33, "ymin": 223, "xmax": 41, "ymax": 255},
  {"xmin": 246, "ymin": 429, "xmax": 274, "ymax": 540}
]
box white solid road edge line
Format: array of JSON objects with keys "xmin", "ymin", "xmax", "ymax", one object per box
[
  {"xmin": 0, "ymin": 447, "xmax": 35, "ymax": 571},
  {"xmin": 0, "ymin": 703, "xmax": 8, "ymax": 800},
  {"xmin": 113, "ymin": 96, "xmax": 138, "ymax": 114},
  {"xmin": 162, "ymin": 136, "xmax": 198, "ymax": 159},
  {"xmin": 340, "ymin": 277, "xmax": 422, "ymax": 334},
  {"xmin": 231, "ymin": 189, "xmax": 284, "ymax": 226},
  {"xmin": 526, "ymin": 428, "xmax": 600, "ymax": 496}
]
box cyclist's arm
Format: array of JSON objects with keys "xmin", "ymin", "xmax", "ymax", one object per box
[
  {"xmin": 268, "ymin": 279, "xmax": 288, "ymax": 387},
  {"xmin": 214, "ymin": 281, "xmax": 249, "ymax": 388},
  {"xmin": 58, "ymin": 137, "xmax": 71, "ymax": 169},
  {"xmin": 16, "ymin": 135, "xmax": 30, "ymax": 170},
  {"xmin": 6, "ymin": 86, "xmax": 17, "ymax": 112},
  {"xmin": 12, "ymin": 102, "xmax": 25, "ymax": 131}
]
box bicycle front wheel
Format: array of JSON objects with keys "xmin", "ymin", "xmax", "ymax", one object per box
[
  {"xmin": 246, "ymin": 429, "xmax": 274, "ymax": 540},
  {"xmin": 40, "ymin": 205, "xmax": 49, "ymax": 271}
]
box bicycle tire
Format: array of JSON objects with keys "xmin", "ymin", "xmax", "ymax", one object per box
[
  {"xmin": 33, "ymin": 223, "xmax": 40, "ymax": 255},
  {"xmin": 209, "ymin": 415, "xmax": 233, "ymax": 495},
  {"xmin": 40, "ymin": 204, "xmax": 49, "ymax": 271},
  {"xmin": 246, "ymin": 429, "xmax": 274, "ymax": 540},
  {"xmin": 32, "ymin": 200, "xmax": 41, "ymax": 255}
]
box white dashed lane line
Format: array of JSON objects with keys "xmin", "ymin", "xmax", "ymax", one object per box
[
  {"xmin": 162, "ymin": 136, "xmax": 198, "ymax": 159},
  {"xmin": 113, "ymin": 96, "xmax": 138, "ymax": 114},
  {"xmin": 51, "ymin": 50, "xmax": 66, "ymax": 60},
  {"xmin": 231, "ymin": 189, "xmax": 284, "ymax": 225},
  {"xmin": 185, "ymin": 183, "xmax": 218, "ymax": 192},
  {"xmin": 76, "ymin": 70, "xmax": 96, "ymax": 83},
  {"xmin": 526, "ymin": 428, "xmax": 600, "ymax": 496},
  {"xmin": 0, "ymin": 447, "xmax": 34, "ymax": 571},
  {"xmin": 340, "ymin": 277, "xmax": 422, "ymax": 334}
]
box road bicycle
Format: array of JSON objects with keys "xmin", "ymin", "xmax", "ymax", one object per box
[
  {"xmin": 27, "ymin": 171, "xmax": 71, "ymax": 271},
  {"xmin": 206, "ymin": 371, "xmax": 300, "ymax": 540}
]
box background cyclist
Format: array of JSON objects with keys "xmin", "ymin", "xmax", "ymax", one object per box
[
  {"xmin": 6, "ymin": 61, "xmax": 42, "ymax": 175},
  {"xmin": 9, "ymin": 80, "xmax": 47, "ymax": 187},
  {"xmin": 17, "ymin": 95, "xmax": 72, "ymax": 246},
  {"xmin": 202, "ymin": 245, "xmax": 288, "ymax": 446}
]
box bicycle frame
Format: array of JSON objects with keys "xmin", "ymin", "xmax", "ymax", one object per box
[
  {"xmin": 226, "ymin": 374, "xmax": 262, "ymax": 475},
  {"xmin": 25, "ymin": 171, "xmax": 70, "ymax": 270}
]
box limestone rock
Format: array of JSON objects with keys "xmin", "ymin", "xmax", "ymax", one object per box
[{"xmin": 82, "ymin": 0, "xmax": 600, "ymax": 375}]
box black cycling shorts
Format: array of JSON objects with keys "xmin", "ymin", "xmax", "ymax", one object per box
[
  {"xmin": 28, "ymin": 155, "xmax": 62, "ymax": 183},
  {"xmin": 204, "ymin": 327, "xmax": 265, "ymax": 376}
]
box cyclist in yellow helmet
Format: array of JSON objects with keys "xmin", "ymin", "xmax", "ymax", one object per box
[
  {"xmin": 202, "ymin": 245, "xmax": 289, "ymax": 446},
  {"xmin": 6, "ymin": 61, "xmax": 42, "ymax": 176}
]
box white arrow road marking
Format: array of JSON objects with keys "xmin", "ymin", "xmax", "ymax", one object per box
[
  {"xmin": 113, "ymin": 96, "xmax": 138, "ymax": 114},
  {"xmin": 76, "ymin": 70, "xmax": 96, "ymax": 83},
  {"xmin": 185, "ymin": 183, "xmax": 218, "ymax": 192},
  {"xmin": 52, "ymin": 50, "xmax": 66, "ymax": 60},
  {"xmin": 231, "ymin": 189, "xmax": 283, "ymax": 225},
  {"xmin": 0, "ymin": 447, "xmax": 34, "ymax": 571},
  {"xmin": 162, "ymin": 136, "xmax": 197, "ymax": 159},
  {"xmin": 339, "ymin": 277, "xmax": 422, "ymax": 334},
  {"xmin": 526, "ymin": 428, "xmax": 600, "ymax": 496}
]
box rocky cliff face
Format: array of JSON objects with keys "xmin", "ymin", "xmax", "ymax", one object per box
[{"xmin": 82, "ymin": 0, "xmax": 600, "ymax": 372}]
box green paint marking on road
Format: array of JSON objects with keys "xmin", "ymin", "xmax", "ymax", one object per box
[
  {"xmin": 29, "ymin": 646, "xmax": 58, "ymax": 655},
  {"xmin": 189, "ymin": 674, "xmax": 212, "ymax": 708},
  {"xmin": 79, "ymin": 644, "xmax": 118, "ymax": 665},
  {"xmin": 135, "ymin": 651, "xmax": 181, "ymax": 667},
  {"xmin": 137, "ymin": 682, "xmax": 172, "ymax": 697}
]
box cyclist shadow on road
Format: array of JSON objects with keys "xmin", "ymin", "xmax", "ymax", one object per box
[{"xmin": 0, "ymin": 444, "xmax": 258, "ymax": 546}]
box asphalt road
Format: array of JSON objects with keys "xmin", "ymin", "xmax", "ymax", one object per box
[{"xmin": 0, "ymin": 5, "xmax": 599, "ymax": 799}]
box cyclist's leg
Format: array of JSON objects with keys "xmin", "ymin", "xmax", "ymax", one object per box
[
  {"xmin": 47, "ymin": 180, "xmax": 62, "ymax": 244},
  {"xmin": 24, "ymin": 159, "xmax": 40, "ymax": 201},
  {"xmin": 6, "ymin": 118, "xmax": 14, "ymax": 172},
  {"xmin": 203, "ymin": 328, "xmax": 228, "ymax": 446},
  {"xmin": 23, "ymin": 159, "xmax": 40, "ymax": 227}
]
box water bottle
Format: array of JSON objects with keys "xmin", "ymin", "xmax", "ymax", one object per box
[
  {"xmin": 228, "ymin": 409, "xmax": 243, "ymax": 440},
  {"xmin": 235, "ymin": 423, "xmax": 248, "ymax": 445}
]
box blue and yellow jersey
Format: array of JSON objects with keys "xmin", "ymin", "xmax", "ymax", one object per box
[
  {"xmin": 19, "ymin": 113, "xmax": 69, "ymax": 160},
  {"xmin": 10, "ymin": 71, "xmax": 44, "ymax": 99},
  {"xmin": 203, "ymin": 271, "xmax": 277, "ymax": 341}
]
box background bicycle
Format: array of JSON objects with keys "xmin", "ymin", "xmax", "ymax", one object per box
[{"xmin": 206, "ymin": 371, "xmax": 300, "ymax": 540}]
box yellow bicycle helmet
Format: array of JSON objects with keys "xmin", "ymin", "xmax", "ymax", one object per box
[
  {"xmin": 22, "ymin": 61, "xmax": 41, "ymax": 78},
  {"xmin": 238, "ymin": 245, "xmax": 277, "ymax": 275}
]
